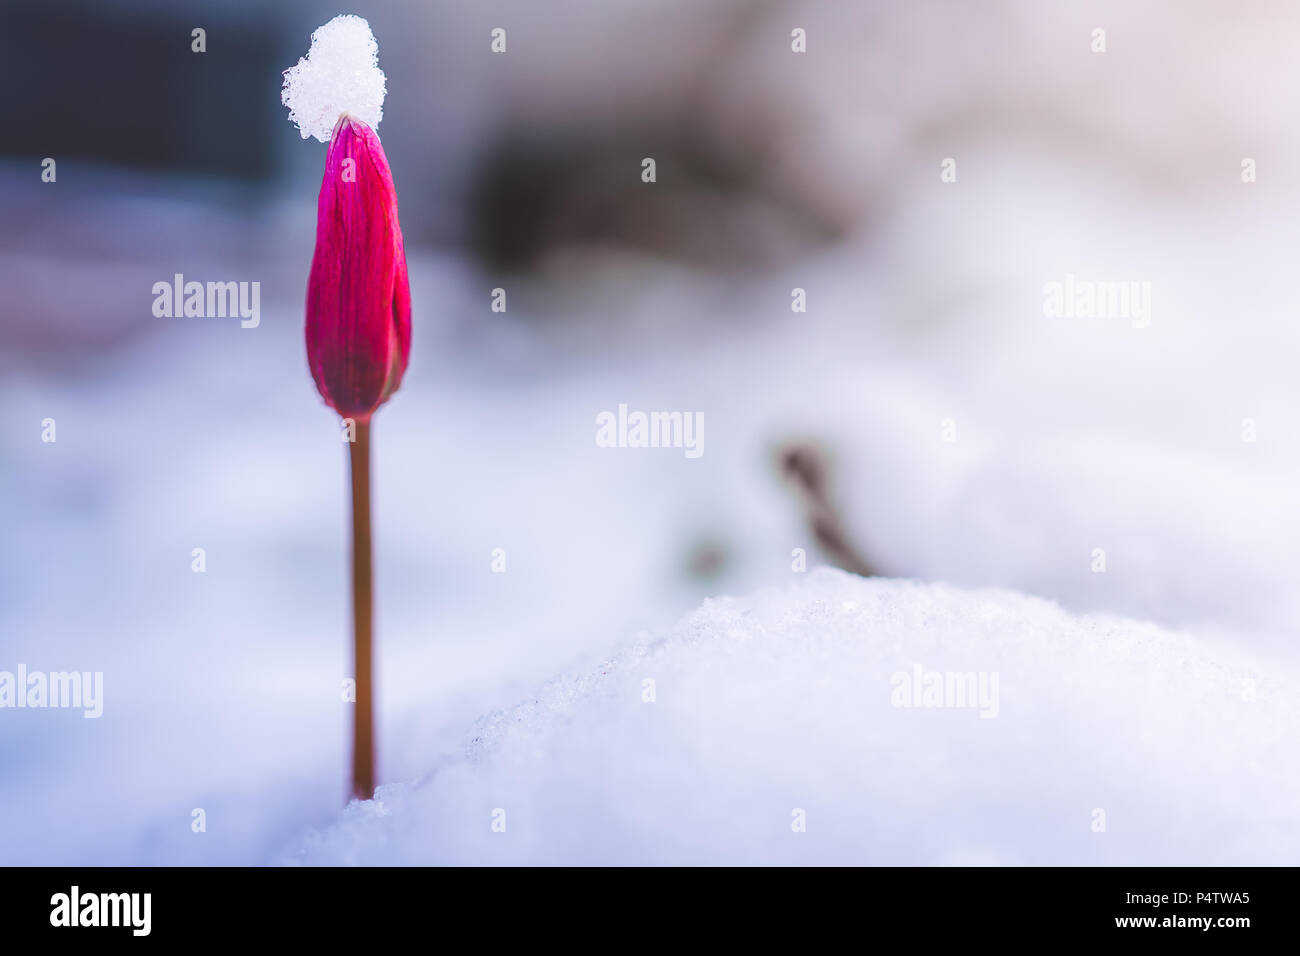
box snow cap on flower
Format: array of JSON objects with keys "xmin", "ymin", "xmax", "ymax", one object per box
[
  {"xmin": 282, "ymin": 15, "xmax": 386, "ymax": 143},
  {"xmin": 305, "ymin": 115, "xmax": 411, "ymax": 420}
]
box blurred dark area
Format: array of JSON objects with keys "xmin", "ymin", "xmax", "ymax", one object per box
[
  {"xmin": 466, "ymin": 125, "xmax": 843, "ymax": 273},
  {"xmin": 0, "ymin": 1, "xmax": 286, "ymax": 181}
]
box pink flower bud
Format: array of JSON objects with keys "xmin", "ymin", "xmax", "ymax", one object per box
[{"xmin": 306, "ymin": 115, "xmax": 411, "ymax": 420}]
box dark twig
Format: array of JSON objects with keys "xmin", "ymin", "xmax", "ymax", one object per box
[{"xmin": 779, "ymin": 442, "xmax": 879, "ymax": 578}]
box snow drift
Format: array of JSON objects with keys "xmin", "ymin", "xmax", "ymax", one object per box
[{"xmin": 289, "ymin": 569, "xmax": 1297, "ymax": 865}]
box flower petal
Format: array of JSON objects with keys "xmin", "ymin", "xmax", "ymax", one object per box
[{"xmin": 306, "ymin": 115, "xmax": 410, "ymax": 419}]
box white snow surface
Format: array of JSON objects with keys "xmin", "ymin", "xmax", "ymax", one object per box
[
  {"xmin": 289, "ymin": 569, "xmax": 1297, "ymax": 866},
  {"xmin": 281, "ymin": 15, "xmax": 386, "ymax": 142}
]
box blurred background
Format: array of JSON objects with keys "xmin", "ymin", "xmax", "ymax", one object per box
[{"xmin": 4, "ymin": 0, "xmax": 1300, "ymax": 863}]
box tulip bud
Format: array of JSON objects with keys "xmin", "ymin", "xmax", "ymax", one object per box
[{"xmin": 305, "ymin": 114, "xmax": 411, "ymax": 420}]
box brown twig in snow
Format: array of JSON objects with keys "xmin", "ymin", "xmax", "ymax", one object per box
[{"xmin": 779, "ymin": 442, "xmax": 879, "ymax": 578}]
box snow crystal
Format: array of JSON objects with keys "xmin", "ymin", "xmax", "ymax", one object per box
[
  {"xmin": 288, "ymin": 569, "xmax": 1299, "ymax": 865},
  {"xmin": 281, "ymin": 15, "xmax": 386, "ymax": 143}
]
